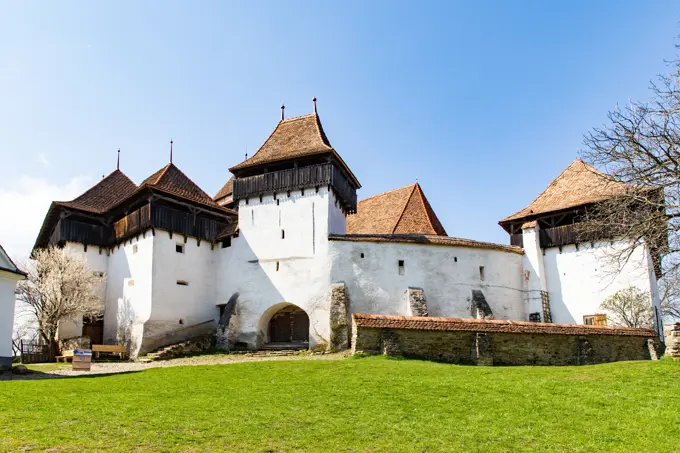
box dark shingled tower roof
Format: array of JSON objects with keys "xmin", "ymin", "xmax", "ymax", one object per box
[
  {"xmin": 229, "ymin": 113, "xmax": 360, "ymax": 187},
  {"xmin": 500, "ymin": 159, "xmax": 627, "ymax": 226},
  {"xmin": 57, "ymin": 169, "xmax": 137, "ymax": 213},
  {"xmin": 139, "ymin": 163, "xmax": 228, "ymax": 211},
  {"xmin": 347, "ymin": 183, "xmax": 447, "ymax": 236}
]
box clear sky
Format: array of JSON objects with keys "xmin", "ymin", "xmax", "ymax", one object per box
[{"xmin": 1, "ymin": 1, "xmax": 678, "ymax": 260}]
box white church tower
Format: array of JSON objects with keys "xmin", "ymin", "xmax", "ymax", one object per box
[{"xmin": 214, "ymin": 101, "xmax": 361, "ymax": 350}]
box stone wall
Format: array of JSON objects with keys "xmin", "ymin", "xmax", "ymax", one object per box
[
  {"xmin": 666, "ymin": 322, "xmax": 680, "ymax": 358},
  {"xmin": 352, "ymin": 313, "xmax": 660, "ymax": 366}
]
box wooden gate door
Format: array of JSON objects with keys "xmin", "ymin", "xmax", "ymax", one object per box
[
  {"xmin": 268, "ymin": 305, "xmax": 310, "ymax": 344},
  {"xmin": 82, "ymin": 317, "xmax": 104, "ymax": 345}
]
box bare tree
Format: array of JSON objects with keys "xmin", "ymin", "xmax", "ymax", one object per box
[
  {"xmin": 581, "ymin": 47, "xmax": 680, "ymax": 279},
  {"xmin": 16, "ymin": 246, "xmax": 102, "ymax": 359},
  {"xmin": 659, "ymin": 268, "xmax": 680, "ymax": 320},
  {"xmin": 600, "ymin": 286, "xmax": 654, "ymax": 328}
]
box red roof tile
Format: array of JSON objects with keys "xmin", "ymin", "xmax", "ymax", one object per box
[
  {"xmin": 347, "ymin": 183, "xmax": 447, "ymax": 236},
  {"xmin": 214, "ymin": 175, "xmax": 234, "ymax": 203},
  {"xmin": 229, "ymin": 113, "xmax": 360, "ymax": 187},
  {"xmin": 352, "ymin": 313, "xmax": 657, "ymax": 337},
  {"xmin": 329, "ymin": 234, "xmax": 523, "ymax": 254},
  {"xmin": 500, "ymin": 159, "xmax": 626, "ymax": 224},
  {"xmin": 140, "ymin": 163, "xmax": 229, "ymax": 212},
  {"xmin": 57, "ymin": 170, "xmax": 137, "ymax": 214}
]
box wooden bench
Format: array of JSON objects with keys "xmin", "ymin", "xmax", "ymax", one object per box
[
  {"xmin": 56, "ymin": 350, "xmax": 74, "ymax": 363},
  {"xmin": 91, "ymin": 344, "xmax": 127, "ymax": 359}
]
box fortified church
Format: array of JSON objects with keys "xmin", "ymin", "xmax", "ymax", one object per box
[{"xmin": 33, "ymin": 103, "xmax": 664, "ymax": 358}]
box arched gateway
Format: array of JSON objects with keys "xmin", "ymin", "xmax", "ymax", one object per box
[{"xmin": 262, "ymin": 304, "xmax": 310, "ymax": 348}]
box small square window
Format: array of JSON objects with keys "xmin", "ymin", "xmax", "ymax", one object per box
[
  {"xmin": 128, "ymin": 280, "xmax": 135, "ymax": 286},
  {"xmin": 176, "ymin": 243, "xmax": 185, "ymax": 254},
  {"xmin": 221, "ymin": 237, "xmax": 231, "ymax": 248},
  {"xmin": 132, "ymin": 244, "xmax": 138, "ymax": 254},
  {"xmin": 360, "ymin": 252, "xmax": 365, "ymax": 259},
  {"xmin": 398, "ymin": 260, "xmax": 405, "ymax": 275},
  {"xmin": 529, "ymin": 312, "xmax": 541, "ymax": 323}
]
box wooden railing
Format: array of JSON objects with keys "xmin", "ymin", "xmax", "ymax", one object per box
[
  {"xmin": 510, "ymin": 233, "xmax": 523, "ymax": 248},
  {"xmin": 539, "ymin": 223, "xmax": 610, "ymax": 248},
  {"xmin": 233, "ymin": 163, "xmax": 357, "ymax": 212}
]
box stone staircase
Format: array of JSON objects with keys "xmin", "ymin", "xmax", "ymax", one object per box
[{"xmin": 142, "ymin": 334, "xmax": 215, "ymax": 361}]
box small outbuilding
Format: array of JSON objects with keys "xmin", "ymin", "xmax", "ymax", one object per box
[{"xmin": 0, "ymin": 243, "xmax": 26, "ymax": 370}]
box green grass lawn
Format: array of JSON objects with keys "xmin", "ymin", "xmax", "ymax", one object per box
[{"xmin": 1, "ymin": 357, "xmax": 679, "ymax": 452}]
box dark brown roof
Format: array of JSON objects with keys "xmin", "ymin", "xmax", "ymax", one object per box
[
  {"xmin": 329, "ymin": 234, "xmax": 523, "ymax": 254},
  {"xmin": 352, "ymin": 313, "xmax": 657, "ymax": 337},
  {"xmin": 229, "ymin": 113, "xmax": 360, "ymax": 187},
  {"xmin": 214, "ymin": 176, "xmax": 234, "ymax": 202},
  {"xmin": 347, "ymin": 183, "xmax": 447, "ymax": 235},
  {"xmin": 500, "ymin": 159, "xmax": 626, "ymax": 225},
  {"xmin": 140, "ymin": 163, "xmax": 230, "ymax": 212},
  {"xmin": 57, "ymin": 170, "xmax": 137, "ymax": 214}
]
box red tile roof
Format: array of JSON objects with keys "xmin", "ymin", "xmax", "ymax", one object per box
[
  {"xmin": 57, "ymin": 170, "xmax": 137, "ymax": 214},
  {"xmin": 329, "ymin": 234, "xmax": 523, "ymax": 254},
  {"xmin": 140, "ymin": 163, "xmax": 230, "ymax": 212},
  {"xmin": 214, "ymin": 175, "xmax": 234, "ymax": 203},
  {"xmin": 500, "ymin": 159, "xmax": 626, "ymax": 225},
  {"xmin": 352, "ymin": 313, "xmax": 657, "ymax": 337},
  {"xmin": 347, "ymin": 183, "xmax": 447, "ymax": 236},
  {"xmin": 229, "ymin": 113, "xmax": 360, "ymax": 187}
]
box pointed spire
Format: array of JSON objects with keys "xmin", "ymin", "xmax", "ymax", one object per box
[
  {"xmin": 281, "ymin": 103, "xmax": 285, "ymax": 121},
  {"xmin": 313, "ymin": 97, "xmax": 317, "ymax": 114},
  {"xmin": 117, "ymin": 149, "xmax": 120, "ymax": 170},
  {"xmin": 169, "ymin": 139, "xmax": 173, "ymax": 164}
]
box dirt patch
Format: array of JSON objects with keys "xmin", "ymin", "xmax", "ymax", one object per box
[{"xmin": 1, "ymin": 351, "xmax": 349, "ymax": 380}]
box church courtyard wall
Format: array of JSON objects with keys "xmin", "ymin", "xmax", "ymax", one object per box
[{"xmin": 352, "ymin": 314, "xmax": 660, "ymax": 365}]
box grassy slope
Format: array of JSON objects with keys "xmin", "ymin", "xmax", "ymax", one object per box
[{"xmin": 1, "ymin": 357, "xmax": 679, "ymax": 452}]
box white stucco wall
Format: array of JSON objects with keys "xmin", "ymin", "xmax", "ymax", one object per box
[
  {"xmin": 328, "ymin": 240, "xmax": 526, "ymax": 320},
  {"xmin": 147, "ymin": 232, "xmax": 218, "ymax": 340},
  {"xmin": 542, "ymin": 240, "xmax": 661, "ymax": 329},
  {"xmin": 0, "ymin": 270, "xmax": 23, "ymax": 365},
  {"xmin": 215, "ymin": 188, "xmax": 341, "ymax": 348},
  {"xmin": 103, "ymin": 235, "xmax": 154, "ymax": 354}
]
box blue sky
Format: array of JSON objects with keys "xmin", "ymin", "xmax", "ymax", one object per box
[{"xmin": 0, "ymin": 1, "xmax": 678, "ymax": 259}]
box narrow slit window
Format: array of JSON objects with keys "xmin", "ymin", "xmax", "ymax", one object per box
[
  {"xmin": 176, "ymin": 280, "xmax": 189, "ymax": 286},
  {"xmin": 479, "ymin": 266, "xmax": 485, "ymax": 281},
  {"xmin": 276, "ymin": 261, "xmax": 280, "ymax": 272},
  {"xmin": 176, "ymin": 243, "xmax": 185, "ymax": 254},
  {"xmin": 132, "ymin": 244, "xmax": 138, "ymax": 254},
  {"xmin": 281, "ymin": 229, "xmax": 285, "ymax": 239},
  {"xmin": 360, "ymin": 252, "xmax": 365, "ymax": 259},
  {"xmin": 398, "ymin": 260, "xmax": 405, "ymax": 275},
  {"xmin": 92, "ymin": 271, "xmax": 105, "ymax": 278}
]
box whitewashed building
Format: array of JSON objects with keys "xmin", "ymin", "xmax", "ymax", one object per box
[
  {"xmin": 0, "ymin": 244, "xmax": 26, "ymax": 369},
  {"xmin": 32, "ymin": 106, "xmax": 664, "ymax": 357}
]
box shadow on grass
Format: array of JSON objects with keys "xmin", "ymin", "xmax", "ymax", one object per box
[{"xmin": 2, "ymin": 366, "xmax": 146, "ymax": 381}]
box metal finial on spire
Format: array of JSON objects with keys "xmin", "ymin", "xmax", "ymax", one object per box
[
  {"xmin": 170, "ymin": 139, "xmax": 173, "ymax": 164},
  {"xmin": 313, "ymin": 97, "xmax": 317, "ymax": 114},
  {"xmin": 415, "ymin": 176, "xmax": 419, "ymax": 183},
  {"xmin": 117, "ymin": 149, "xmax": 120, "ymax": 170},
  {"xmin": 281, "ymin": 103, "xmax": 285, "ymax": 121}
]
